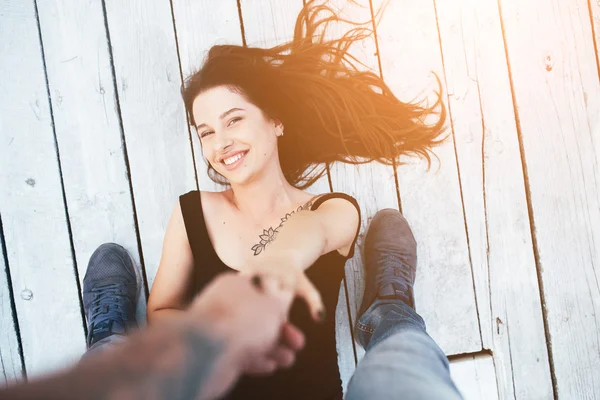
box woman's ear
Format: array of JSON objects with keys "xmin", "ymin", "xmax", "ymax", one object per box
[
  {"xmin": 273, "ymin": 118, "xmax": 283, "ymax": 137},
  {"xmin": 273, "ymin": 118, "xmax": 284, "ymax": 137}
]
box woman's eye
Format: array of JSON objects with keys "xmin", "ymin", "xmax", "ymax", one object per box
[
  {"xmin": 228, "ymin": 117, "xmax": 242, "ymax": 126},
  {"xmin": 199, "ymin": 117, "xmax": 240, "ymax": 138}
]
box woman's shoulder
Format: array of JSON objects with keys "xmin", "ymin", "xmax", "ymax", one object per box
[
  {"xmin": 177, "ymin": 190, "xmax": 232, "ymax": 217},
  {"xmin": 304, "ymin": 191, "xmax": 358, "ymax": 210}
]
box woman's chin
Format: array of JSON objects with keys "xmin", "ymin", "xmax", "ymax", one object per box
[{"xmin": 221, "ymin": 167, "xmax": 253, "ymax": 186}]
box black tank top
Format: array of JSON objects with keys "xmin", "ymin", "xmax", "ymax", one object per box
[{"xmin": 179, "ymin": 190, "xmax": 361, "ymax": 400}]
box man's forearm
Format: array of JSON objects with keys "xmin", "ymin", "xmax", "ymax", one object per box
[{"xmin": 0, "ymin": 320, "xmax": 229, "ymax": 400}]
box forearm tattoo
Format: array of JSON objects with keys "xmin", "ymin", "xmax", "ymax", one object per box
[
  {"xmin": 251, "ymin": 196, "xmax": 317, "ymax": 255},
  {"xmin": 1, "ymin": 324, "xmax": 227, "ymax": 400},
  {"xmin": 130, "ymin": 327, "xmax": 225, "ymax": 400}
]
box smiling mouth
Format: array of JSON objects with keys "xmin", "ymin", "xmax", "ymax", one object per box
[{"xmin": 221, "ymin": 151, "xmax": 248, "ymax": 170}]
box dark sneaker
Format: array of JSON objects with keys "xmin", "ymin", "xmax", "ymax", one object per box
[
  {"xmin": 83, "ymin": 243, "xmax": 141, "ymax": 348},
  {"xmin": 356, "ymin": 209, "xmax": 417, "ymax": 321}
]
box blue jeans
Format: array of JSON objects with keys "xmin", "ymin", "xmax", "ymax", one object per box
[
  {"xmin": 346, "ymin": 299, "xmax": 463, "ymax": 400},
  {"xmin": 81, "ymin": 335, "xmax": 127, "ymax": 360},
  {"xmin": 82, "ymin": 300, "xmax": 462, "ymax": 399}
]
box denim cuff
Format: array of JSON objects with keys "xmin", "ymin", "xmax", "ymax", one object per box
[{"xmin": 356, "ymin": 299, "xmax": 427, "ymax": 350}]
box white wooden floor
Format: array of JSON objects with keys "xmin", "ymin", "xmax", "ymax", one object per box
[{"xmin": 1, "ymin": 0, "xmax": 599, "ymax": 399}]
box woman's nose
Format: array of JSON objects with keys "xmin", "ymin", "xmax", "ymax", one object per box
[{"xmin": 214, "ymin": 133, "xmax": 234, "ymax": 152}]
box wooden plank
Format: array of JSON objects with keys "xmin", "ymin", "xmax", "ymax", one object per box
[
  {"xmin": 36, "ymin": 0, "xmax": 147, "ymax": 324},
  {"xmin": 0, "ymin": 0, "xmax": 86, "ymax": 376},
  {"xmin": 317, "ymin": 0, "xmax": 399, "ymax": 366},
  {"xmin": 450, "ymin": 353, "xmax": 499, "ymax": 400},
  {"xmin": 498, "ymin": 0, "xmax": 600, "ymax": 397},
  {"xmin": 0, "ymin": 230, "xmax": 23, "ymax": 387},
  {"xmin": 172, "ymin": 0, "xmax": 241, "ymax": 192},
  {"xmin": 334, "ymin": 284, "xmax": 355, "ymax": 394},
  {"xmin": 372, "ymin": 0, "xmax": 481, "ymax": 354},
  {"xmin": 434, "ymin": 0, "xmax": 553, "ymax": 397},
  {"xmin": 331, "ymin": 162, "xmax": 398, "ymax": 367},
  {"xmin": 104, "ymin": 0, "xmax": 197, "ymax": 288},
  {"xmin": 237, "ymin": 0, "xmax": 355, "ymax": 391},
  {"xmin": 241, "ymin": 0, "xmax": 301, "ymax": 49}
]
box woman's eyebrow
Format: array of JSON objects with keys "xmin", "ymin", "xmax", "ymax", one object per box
[{"xmin": 196, "ymin": 107, "xmax": 245, "ymax": 130}]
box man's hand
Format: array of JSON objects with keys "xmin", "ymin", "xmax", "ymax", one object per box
[
  {"xmin": 188, "ymin": 273, "xmax": 305, "ymax": 399},
  {"xmin": 0, "ymin": 273, "xmax": 306, "ymax": 400}
]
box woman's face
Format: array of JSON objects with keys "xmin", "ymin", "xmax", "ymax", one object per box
[{"xmin": 192, "ymin": 86, "xmax": 281, "ymax": 185}]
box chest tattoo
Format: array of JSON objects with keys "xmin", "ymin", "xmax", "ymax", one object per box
[{"xmin": 251, "ymin": 197, "xmax": 317, "ymax": 256}]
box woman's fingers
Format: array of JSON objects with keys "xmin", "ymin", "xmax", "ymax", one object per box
[
  {"xmin": 296, "ymin": 273, "xmax": 326, "ymax": 322},
  {"xmin": 244, "ymin": 323, "xmax": 305, "ymax": 375},
  {"xmin": 263, "ymin": 271, "xmax": 324, "ymax": 323},
  {"xmin": 247, "ymin": 266, "xmax": 325, "ymax": 323},
  {"xmin": 246, "ymin": 268, "xmax": 295, "ymax": 294},
  {"xmin": 280, "ymin": 322, "xmax": 305, "ymax": 351},
  {"xmin": 244, "ymin": 358, "xmax": 278, "ymax": 375},
  {"xmin": 243, "ymin": 345, "xmax": 297, "ymax": 375},
  {"xmin": 268, "ymin": 346, "xmax": 296, "ymax": 369},
  {"xmin": 271, "ymin": 268, "xmax": 297, "ymax": 295},
  {"xmin": 260, "ymin": 274, "xmax": 282, "ymax": 295}
]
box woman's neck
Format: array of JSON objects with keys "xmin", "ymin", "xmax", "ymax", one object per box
[{"xmin": 227, "ymin": 171, "xmax": 300, "ymax": 225}]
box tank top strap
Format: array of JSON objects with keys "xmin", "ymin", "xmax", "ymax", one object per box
[
  {"xmin": 178, "ymin": 190, "xmax": 227, "ymax": 290},
  {"xmin": 179, "ymin": 190, "xmax": 206, "ymax": 259},
  {"xmin": 310, "ymin": 192, "xmax": 361, "ymax": 259}
]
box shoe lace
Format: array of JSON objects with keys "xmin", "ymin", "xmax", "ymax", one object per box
[
  {"xmin": 375, "ymin": 254, "xmax": 412, "ymax": 295},
  {"xmin": 89, "ymin": 283, "xmax": 129, "ymax": 328}
]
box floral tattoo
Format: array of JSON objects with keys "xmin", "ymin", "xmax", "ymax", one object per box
[{"xmin": 251, "ymin": 197, "xmax": 317, "ymax": 256}]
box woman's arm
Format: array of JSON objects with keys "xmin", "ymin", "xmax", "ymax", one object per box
[
  {"xmin": 147, "ymin": 200, "xmax": 196, "ymax": 324},
  {"xmin": 245, "ymin": 196, "xmax": 359, "ymax": 321},
  {"xmin": 265, "ymin": 196, "xmax": 360, "ymax": 271}
]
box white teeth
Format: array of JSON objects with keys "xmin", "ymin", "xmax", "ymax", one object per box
[{"xmin": 223, "ymin": 152, "xmax": 245, "ymax": 165}]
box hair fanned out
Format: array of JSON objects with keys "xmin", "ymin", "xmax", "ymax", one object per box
[{"xmin": 182, "ymin": 0, "xmax": 448, "ymax": 189}]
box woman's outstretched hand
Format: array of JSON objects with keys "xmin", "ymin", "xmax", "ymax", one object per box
[{"xmin": 241, "ymin": 251, "xmax": 326, "ymax": 323}]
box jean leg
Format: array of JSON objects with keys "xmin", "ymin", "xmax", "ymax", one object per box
[
  {"xmin": 346, "ymin": 299, "xmax": 463, "ymax": 400},
  {"xmin": 81, "ymin": 334, "xmax": 127, "ymax": 361}
]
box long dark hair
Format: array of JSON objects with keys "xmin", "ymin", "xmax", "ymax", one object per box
[{"xmin": 182, "ymin": 0, "xmax": 447, "ymax": 189}]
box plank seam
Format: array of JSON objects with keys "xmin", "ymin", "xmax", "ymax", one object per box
[
  {"xmin": 431, "ymin": 0, "xmax": 484, "ymax": 347},
  {"xmin": 100, "ymin": 0, "xmax": 150, "ymax": 299},
  {"xmin": 168, "ymin": 0, "xmax": 201, "ymax": 193},
  {"xmin": 326, "ymin": 146, "xmax": 358, "ymax": 367},
  {"xmin": 367, "ymin": 0, "xmax": 403, "ymax": 213},
  {"xmin": 585, "ymin": 0, "xmax": 600, "ymax": 81},
  {"xmin": 487, "ymin": 344, "xmax": 502, "ymax": 399},
  {"xmin": 236, "ymin": 0, "xmax": 248, "ymax": 48},
  {"xmin": 0, "ymin": 215, "xmax": 25, "ymax": 380},
  {"xmin": 447, "ymin": 347, "xmax": 493, "ymax": 362},
  {"xmin": 466, "ymin": 26, "xmax": 495, "ymax": 352},
  {"xmin": 1, "ymin": 352, "xmax": 6, "ymax": 385},
  {"xmin": 473, "ymin": 43, "xmax": 495, "ymax": 352},
  {"xmin": 495, "ymin": 0, "xmax": 559, "ymax": 397},
  {"xmin": 505, "ymin": 312, "xmax": 518, "ymax": 399},
  {"xmin": 32, "ymin": 0, "xmax": 88, "ymax": 344},
  {"xmin": 342, "ymin": 276, "xmax": 358, "ymax": 365}
]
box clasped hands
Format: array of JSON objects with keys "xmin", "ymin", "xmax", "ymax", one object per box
[{"xmin": 188, "ymin": 251, "xmax": 325, "ymax": 399}]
